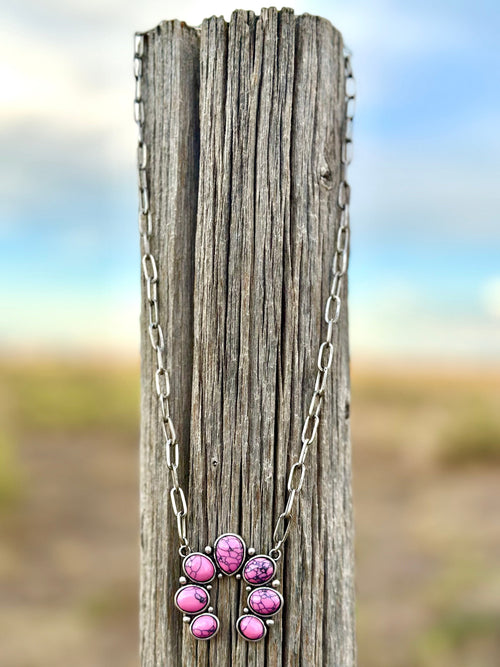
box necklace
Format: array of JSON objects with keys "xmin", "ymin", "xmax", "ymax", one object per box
[{"xmin": 134, "ymin": 30, "xmax": 355, "ymax": 643}]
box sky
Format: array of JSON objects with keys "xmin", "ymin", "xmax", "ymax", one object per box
[{"xmin": 1, "ymin": 0, "xmax": 499, "ymax": 361}]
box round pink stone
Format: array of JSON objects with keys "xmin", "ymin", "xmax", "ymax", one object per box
[
  {"xmin": 190, "ymin": 613, "xmax": 219, "ymax": 640},
  {"xmin": 214, "ymin": 533, "xmax": 246, "ymax": 575},
  {"xmin": 175, "ymin": 585, "xmax": 209, "ymax": 614},
  {"xmin": 183, "ymin": 553, "xmax": 215, "ymax": 583},
  {"xmin": 248, "ymin": 587, "xmax": 283, "ymax": 616},
  {"xmin": 237, "ymin": 614, "xmax": 266, "ymax": 641},
  {"xmin": 242, "ymin": 555, "xmax": 275, "ymax": 586}
]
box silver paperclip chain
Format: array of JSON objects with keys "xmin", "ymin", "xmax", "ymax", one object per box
[
  {"xmin": 134, "ymin": 32, "xmax": 354, "ymax": 562},
  {"xmin": 134, "ymin": 33, "xmax": 190, "ymax": 557},
  {"xmin": 270, "ymin": 52, "xmax": 355, "ymax": 559}
]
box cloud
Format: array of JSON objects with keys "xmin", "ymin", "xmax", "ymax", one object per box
[
  {"xmin": 0, "ymin": 286, "xmax": 140, "ymax": 355},
  {"xmin": 350, "ymin": 138, "xmax": 500, "ymax": 241},
  {"xmin": 0, "ymin": 17, "xmax": 136, "ymax": 161},
  {"xmin": 3, "ymin": 0, "xmax": 497, "ymax": 238},
  {"xmin": 350, "ymin": 279, "xmax": 500, "ymax": 360},
  {"xmin": 482, "ymin": 277, "xmax": 500, "ymax": 319},
  {"xmin": 1, "ymin": 0, "xmax": 499, "ymax": 359}
]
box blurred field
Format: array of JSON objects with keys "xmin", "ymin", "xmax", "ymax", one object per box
[
  {"xmin": 0, "ymin": 360, "xmax": 140, "ymax": 667},
  {"xmin": 1, "ymin": 359, "xmax": 499, "ymax": 666},
  {"xmin": 352, "ymin": 363, "xmax": 500, "ymax": 667}
]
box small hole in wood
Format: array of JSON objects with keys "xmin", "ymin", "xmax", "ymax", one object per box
[{"xmin": 319, "ymin": 161, "xmax": 333, "ymax": 188}]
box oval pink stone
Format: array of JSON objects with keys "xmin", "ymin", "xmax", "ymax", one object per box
[
  {"xmin": 190, "ymin": 613, "xmax": 219, "ymax": 640},
  {"xmin": 237, "ymin": 614, "xmax": 266, "ymax": 641},
  {"xmin": 242, "ymin": 555, "xmax": 275, "ymax": 586},
  {"xmin": 183, "ymin": 553, "xmax": 216, "ymax": 583},
  {"xmin": 214, "ymin": 533, "xmax": 246, "ymax": 575},
  {"xmin": 174, "ymin": 585, "xmax": 209, "ymax": 614},
  {"xmin": 248, "ymin": 587, "xmax": 283, "ymax": 616}
]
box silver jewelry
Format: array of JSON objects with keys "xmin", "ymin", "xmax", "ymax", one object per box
[{"xmin": 133, "ymin": 31, "xmax": 355, "ymax": 642}]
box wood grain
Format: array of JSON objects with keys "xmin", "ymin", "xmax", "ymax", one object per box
[{"xmin": 140, "ymin": 8, "xmax": 355, "ymax": 666}]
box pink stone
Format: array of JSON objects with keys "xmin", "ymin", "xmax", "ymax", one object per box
[
  {"xmin": 237, "ymin": 614, "xmax": 266, "ymax": 641},
  {"xmin": 174, "ymin": 585, "xmax": 209, "ymax": 614},
  {"xmin": 242, "ymin": 555, "xmax": 275, "ymax": 586},
  {"xmin": 248, "ymin": 587, "xmax": 283, "ymax": 617},
  {"xmin": 183, "ymin": 553, "xmax": 216, "ymax": 583},
  {"xmin": 214, "ymin": 533, "xmax": 246, "ymax": 575},
  {"xmin": 190, "ymin": 613, "xmax": 219, "ymax": 640}
]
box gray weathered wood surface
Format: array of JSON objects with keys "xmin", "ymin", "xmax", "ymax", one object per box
[{"xmin": 139, "ymin": 8, "xmax": 355, "ymax": 666}]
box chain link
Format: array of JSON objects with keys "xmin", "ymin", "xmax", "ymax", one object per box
[
  {"xmin": 271, "ymin": 51, "xmax": 355, "ymax": 556},
  {"xmin": 134, "ymin": 33, "xmax": 190, "ymax": 554},
  {"xmin": 134, "ymin": 34, "xmax": 353, "ymax": 560}
]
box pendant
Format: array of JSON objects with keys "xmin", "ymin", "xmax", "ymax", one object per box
[{"xmin": 174, "ymin": 533, "xmax": 282, "ymax": 641}]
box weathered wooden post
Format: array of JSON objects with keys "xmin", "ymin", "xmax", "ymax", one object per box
[{"xmin": 138, "ymin": 8, "xmax": 355, "ymax": 666}]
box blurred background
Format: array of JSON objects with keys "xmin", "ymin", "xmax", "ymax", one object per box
[{"xmin": 1, "ymin": 1, "xmax": 499, "ymax": 665}]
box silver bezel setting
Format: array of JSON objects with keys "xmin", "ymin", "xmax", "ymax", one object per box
[
  {"xmin": 236, "ymin": 614, "xmax": 268, "ymax": 642},
  {"xmin": 189, "ymin": 612, "xmax": 220, "ymax": 641},
  {"xmin": 213, "ymin": 532, "xmax": 247, "ymax": 576},
  {"xmin": 174, "ymin": 584, "xmax": 210, "ymax": 615},
  {"xmin": 242, "ymin": 554, "xmax": 276, "ymax": 586},
  {"xmin": 182, "ymin": 552, "xmax": 216, "ymax": 584},
  {"xmin": 247, "ymin": 586, "xmax": 284, "ymax": 617}
]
